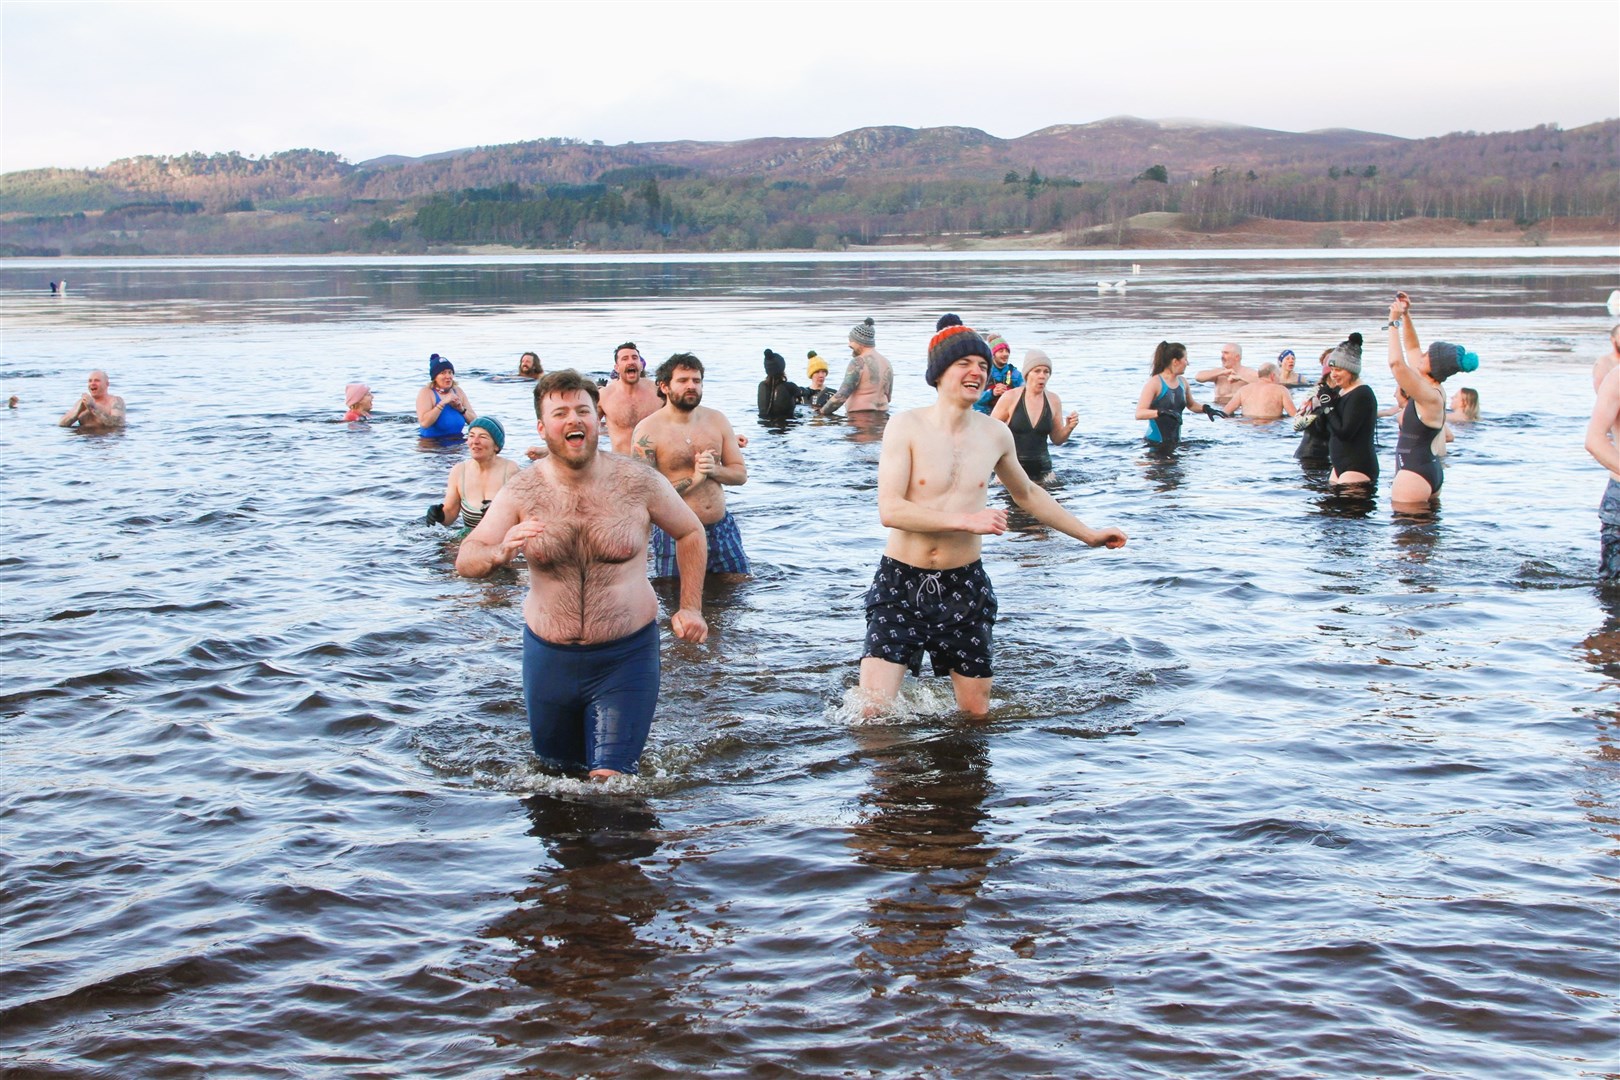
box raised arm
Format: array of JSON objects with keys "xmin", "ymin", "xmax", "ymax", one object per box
[
  {"xmin": 1387, "ymin": 294, "xmax": 1444, "ymax": 422},
  {"xmin": 59, "ymin": 396, "xmax": 88, "ymax": 427}
]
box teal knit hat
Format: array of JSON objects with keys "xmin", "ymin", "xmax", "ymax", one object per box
[{"xmin": 469, "ymin": 415, "xmax": 505, "ymax": 452}]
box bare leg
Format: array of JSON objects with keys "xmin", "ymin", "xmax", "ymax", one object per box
[
  {"xmin": 858, "ymin": 656, "xmax": 907, "ymax": 717},
  {"xmin": 948, "ymin": 672, "xmax": 992, "ymax": 718}
]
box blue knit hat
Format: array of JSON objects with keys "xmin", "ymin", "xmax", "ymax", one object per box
[
  {"xmin": 429, "ymin": 353, "xmax": 454, "ymax": 380},
  {"xmin": 468, "ymin": 415, "xmax": 504, "ymax": 451}
]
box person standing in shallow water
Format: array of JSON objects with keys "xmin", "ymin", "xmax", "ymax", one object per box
[
  {"xmin": 59, "ymin": 369, "xmax": 125, "ymax": 430},
  {"xmin": 1386, "ymin": 292, "xmax": 1479, "ymax": 511},
  {"xmin": 819, "ymin": 317, "xmax": 892, "ymax": 417},
  {"xmin": 633, "ymin": 353, "xmax": 751, "ymax": 582},
  {"xmin": 455, "ymin": 370, "xmax": 708, "ymax": 779},
  {"xmin": 757, "ymin": 349, "xmax": 799, "ymax": 419},
  {"xmin": 857, "ymin": 319, "xmax": 1126, "ymax": 718},
  {"xmin": 1586, "ymin": 366, "xmax": 1620, "ymax": 582},
  {"xmin": 1135, "ymin": 341, "xmax": 1222, "ymax": 448},
  {"xmin": 1316, "ymin": 333, "xmax": 1378, "ymax": 489},
  {"xmin": 599, "ymin": 342, "xmax": 661, "ymax": 455},
  {"xmin": 990, "ymin": 348, "xmax": 1078, "ymax": 479}
]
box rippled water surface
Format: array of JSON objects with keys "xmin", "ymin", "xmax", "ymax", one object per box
[{"xmin": 2, "ymin": 250, "xmax": 1618, "ymax": 1078}]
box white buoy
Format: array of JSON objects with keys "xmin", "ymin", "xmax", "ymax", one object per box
[
  {"xmin": 1607, "ymin": 289, "xmax": 1619, "ymax": 316},
  {"xmin": 1131, "ymin": 264, "xmax": 1142, "ymax": 275}
]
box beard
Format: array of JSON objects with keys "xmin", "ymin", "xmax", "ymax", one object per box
[
  {"xmin": 672, "ymin": 390, "xmax": 701, "ymax": 412},
  {"xmin": 546, "ymin": 428, "xmax": 596, "ymax": 468}
]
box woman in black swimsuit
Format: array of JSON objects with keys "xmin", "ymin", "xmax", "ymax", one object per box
[
  {"xmin": 991, "ymin": 349, "xmax": 1078, "ymax": 479},
  {"xmin": 1386, "ymin": 292, "xmax": 1478, "ymax": 511},
  {"xmin": 1320, "ymin": 333, "xmax": 1379, "ymax": 488}
]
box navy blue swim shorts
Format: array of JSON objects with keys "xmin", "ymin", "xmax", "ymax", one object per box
[
  {"xmin": 863, "ymin": 555, "xmax": 997, "ymax": 679},
  {"xmin": 522, "ymin": 620, "xmax": 660, "ymax": 774}
]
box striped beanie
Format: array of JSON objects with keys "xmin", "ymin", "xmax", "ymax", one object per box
[{"xmin": 926, "ymin": 323, "xmax": 992, "ymax": 387}]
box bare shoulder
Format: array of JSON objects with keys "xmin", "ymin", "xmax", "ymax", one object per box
[
  {"xmin": 602, "ymin": 451, "xmax": 666, "ymax": 498},
  {"xmin": 968, "ymin": 407, "xmax": 1014, "ymax": 444}
]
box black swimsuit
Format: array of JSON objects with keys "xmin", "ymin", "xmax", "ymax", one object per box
[
  {"xmin": 1008, "ymin": 390, "xmax": 1054, "ymax": 477},
  {"xmin": 1324, "ymin": 383, "xmax": 1379, "ymax": 483},
  {"xmin": 1394, "ymin": 399, "xmax": 1444, "ymax": 492}
]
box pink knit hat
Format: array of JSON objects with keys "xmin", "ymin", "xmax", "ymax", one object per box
[{"xmin": 345, "ymin": 382, "xmax": 370, "ymax": 407}]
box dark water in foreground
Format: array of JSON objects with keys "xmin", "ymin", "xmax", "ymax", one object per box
[{"xmin": 1, "ymin": 250, "xmax": 1617, "ymax": 1078}]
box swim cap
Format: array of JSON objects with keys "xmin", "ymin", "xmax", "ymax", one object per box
[
  {"xmin": 763, "ymin": 349, "xmax": 786, "ymax": 378},
  {"xmin": 1326, "ymin": 333, "xmax": 1364, "ymax": 377},
  {"xmin": 1427, "ymin": 341, "xmax": 1479, "ymax": 383},
  {"xmin": 1023, "ymin": 348, "xmax": 1052, "ymax": 373},
  {"xmin": 806, "ymin": 351, "xmax": 829, "ymax": 378},
  {"xmin": 469, "ymin": 415, "xmax": 505, "ymax": 452},
  {"xmin": 345, "ymin": 382, "xmax": 370, "ymax": 407},
  {"xmin": 926, "ymin": 323, "xmax": 991, "ymax": 387},
  {"xmin": 1277, "ymin": 349, "xmax": 1296, "ymax": 363},
  {"xmin": 983, "ymin": 331, "xmax": 1009, "ymax": 357},
  {"xmin": 429, "ymin": 353, "xmax": 454, "ymax": 380},
  {"xmin": 849, "ymin": 317, "xmax": 876, "ymax": 347}
]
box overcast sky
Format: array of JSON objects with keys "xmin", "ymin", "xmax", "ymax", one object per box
[{"xmin": 3, "ymin": 0, "xmax": 1617, "ymax": 173}]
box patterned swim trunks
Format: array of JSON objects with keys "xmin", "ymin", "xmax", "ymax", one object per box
[
  {"xmin": 650, "ymin": 511, "xmax": 750, "ymax": 578},
  {"xmin": 1600, "ymin": 478, "xmax": 1620, "ymax": 582},
  {"xmin": 863, "ymin": 555, "xmax": 997, "ymax": 679}
]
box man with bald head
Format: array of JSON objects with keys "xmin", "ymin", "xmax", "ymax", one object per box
[
  {"xmin": 59, "ymin": 370, "xmax": 125, "ymax": 430},
  {"xmin": 1195, "ymin": 343, "xmax": 1258, "ymax": 408}
]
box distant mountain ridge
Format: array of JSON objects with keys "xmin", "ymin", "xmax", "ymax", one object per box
[
  {"xmin": 9, "ymin": 114, "xmax": 1611, "ymax": 214},
  {"xmin": 0, "ymin": 115, "xmax": 1612, "ymax": 257}
]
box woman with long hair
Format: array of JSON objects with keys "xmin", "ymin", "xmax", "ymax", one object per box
[{"xmin": 1135, "ymin": 340, "xmax": 1222, "ymax": 447}]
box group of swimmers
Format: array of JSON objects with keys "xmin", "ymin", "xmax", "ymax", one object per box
[
  {"xmin": 1133, "ymin": 296, "xmax": 1483, "ymax": 514},
  {"xmin": 52, "ymin": 301, "xmax": 1619, "ymax": 785}
]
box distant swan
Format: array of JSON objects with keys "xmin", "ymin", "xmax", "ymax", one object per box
[
  {"xmin": 1608, "ymin": 289, "xmax": 1619, "ymax": 316},
  {"xmin": 1096, "ymin": 280, "xmax": 1128, "ymax": 292}
]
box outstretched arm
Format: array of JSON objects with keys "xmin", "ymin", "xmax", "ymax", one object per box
[
  {"xmin": 819, "ymin": 359, "xmax": 863, "ymax": 416},
  {"xmin": 995, "ymin": 443, "xmax": 1125, "ymax": 548},
  {"xmin": 1387, "ymin": 293, "xmax": 1444, "ymax": 422}
]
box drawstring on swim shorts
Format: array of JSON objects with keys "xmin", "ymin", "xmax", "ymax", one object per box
[{"xmin": 913, "ymin": 570, "xmax": 944, "ymax": 609}]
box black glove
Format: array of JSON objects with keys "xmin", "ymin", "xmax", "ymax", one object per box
[
  {"xmin": 1204, "ymin": 405, "xmax": 1226, "ymax": 420},
  {"xmin": 426, "ymin": 502, "xmax": 446, "ymax": 525}
]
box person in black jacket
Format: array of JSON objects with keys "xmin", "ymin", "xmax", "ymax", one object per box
[{"xmin": 757, "ymin": 349, "xmax": 800, "ymax": 419}]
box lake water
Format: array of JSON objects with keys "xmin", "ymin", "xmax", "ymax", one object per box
[{"xmin": 2, "ymin": 249, "xmax": 1617, "ymax": 1078}]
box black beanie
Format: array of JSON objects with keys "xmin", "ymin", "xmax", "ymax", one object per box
[{"xmin": 763, "ymin": 348, "xmax": 786, "ymax": 378}]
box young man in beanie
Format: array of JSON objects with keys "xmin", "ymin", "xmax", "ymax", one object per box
[
  {"xmin": 819, "ymin": 317, "xmax": 892, "ymax": 417},
  {"xmin": 858, "ymin": 320, "xmax": 1127, "ymax": 717}
]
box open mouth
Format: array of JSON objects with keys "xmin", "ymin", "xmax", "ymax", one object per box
[
  {"xmin": 563, "ymin": 428, "xmax": 588, "ymax": 447},
  {"xmin": 964, "ymin": 378, "xmax": 984, "ymax": 392}
]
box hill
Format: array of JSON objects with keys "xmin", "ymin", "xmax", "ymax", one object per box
[{"xmin": 0, "ymin": 117, "xmax": 1614, "ymax": 256}]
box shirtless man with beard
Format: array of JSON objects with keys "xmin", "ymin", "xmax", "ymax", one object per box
[
  {"xmin": 632, "ymin": 352, "xmax": 751, "ymax": 582},
  {"xmin": 457, "ymin": 369, "xmax": 708, "ymax": 779},
  {"xmin": 598, "ymin": 342, "xmax": 662, "ymax": 455},
  {"xmin": 858, "ymin": 320, "xmax": 1126, "ymax": 718}
]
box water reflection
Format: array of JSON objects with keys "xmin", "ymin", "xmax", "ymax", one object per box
[
  {"xmin": 841, "ymin": 411, "xmax": 890, "ymax": 445},
  {"xmin": 489, "ymin": 794, "xmax": 672, "ymax": 1028},
  {"xmin": 848, "ymin": 725, "xmax": 997, "ymax": 985}
]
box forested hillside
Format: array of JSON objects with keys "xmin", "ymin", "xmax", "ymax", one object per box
[{"xmin": 1, "ymin": 118, "xmax": 1613, "ymax": 256}]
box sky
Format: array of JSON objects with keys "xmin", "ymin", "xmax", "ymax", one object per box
[{"xmin": 2, "ymin": 0, "xmax": 1617, "ymax": 173}]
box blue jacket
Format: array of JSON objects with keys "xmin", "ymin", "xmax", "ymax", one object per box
[{"xmin": 974, "ymin": 361, "xmax": 1024, "ymax": 413}]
